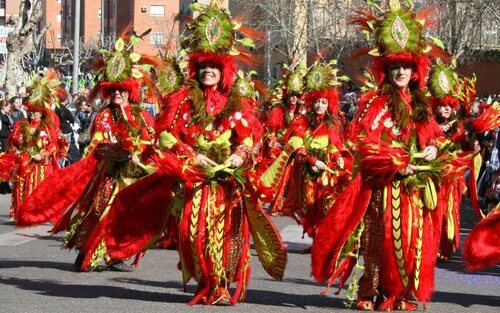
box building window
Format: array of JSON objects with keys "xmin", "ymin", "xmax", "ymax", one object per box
[
  {"xmin": 0, "ymin": 0, "xmax": 5, "ymax": 9},
  {"xmin": 0, "ymin": 17, "xmax": 5, "ymax": 26},
  {"xmin": 57, "ymin": 13, "xmax": 62, "ymax": 23},
  {"xmin": 150, "ymin": 32, "xmax": 165, "ymax": 44},
  {"xmin": 150, "ymin": 5, "xmax": 165, "ymax": 16},
  {"xmin": 57, "ymin": 33, "xmax": 62, "ymax": 41}
]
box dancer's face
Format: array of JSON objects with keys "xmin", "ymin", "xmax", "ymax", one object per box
[
  {"xmin": 388, "ymin": 62, "xmax": 413, "ymax": 89},
  {"xmin": 29, "ymin": 110, "xmax": 42, "ymax": 121},
  {"xmin": 288, "ymin": 95, "xmax": 299, "ymax": 106},
  {"xmin": 198, "ymin": 63, "xmax": 221, "ymax": 88},
  {"xmin": 109, "ymin": 88, "xmax": 129, "ymax": 107},
  {"xmin": 313, "ymin": 98, "xmax": 328, "ymax": 115},
  {"xmin": 438, "ymin": 104, "xmax": 452, "ymax": 119}
]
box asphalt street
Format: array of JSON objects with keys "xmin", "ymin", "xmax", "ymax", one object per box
[{"xmin": 0, "ymin": 194, "xmax": 498, "ymax": 313}]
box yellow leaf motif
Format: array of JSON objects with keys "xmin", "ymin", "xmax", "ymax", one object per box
[{"xmin": 129, "ymin": 53, "xmax": 141, "ymax": 62}]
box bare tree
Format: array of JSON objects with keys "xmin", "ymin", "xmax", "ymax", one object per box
[
  {"xmin": 231, "ymin": 0, "xmax": 367, "ymax": 82},
  {"xmin": 416, "ymin": 0, "xmax": 499, "ymax": 62},
  {"xmin": 146, "ymin": 13, "xmax": 186, "ymax": 58},
  {"xmin": 1, "ymin": 0, "xmax": 48, "ymax": 98}
]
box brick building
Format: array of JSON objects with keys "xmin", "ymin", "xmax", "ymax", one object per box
[{"xmin": 60, "ymin": 0, "xmax": 191, "ymax": 55}]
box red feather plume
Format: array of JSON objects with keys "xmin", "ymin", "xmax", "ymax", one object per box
[{"xmin": 463, "ymin": 209, "xmax": 500, "ymax": 271}]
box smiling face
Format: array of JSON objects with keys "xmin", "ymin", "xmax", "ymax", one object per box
[
  {"xmin": 198, "ymin": 63, "xmax": 222, "ymax": 89},
  {"xmin": 388, "ymin": 62, "xmax": 413, "ymax": 89},
  {"xmin": 109, "ymin": 88, "xmax": 129, "ymax": 107},
  {"xmin": 313, "ymin": 97, "xmax": 328, "ymax": 115},
  {"xmin": 438, "ymin": 104, "xmax": 452, "ymax": 119}
]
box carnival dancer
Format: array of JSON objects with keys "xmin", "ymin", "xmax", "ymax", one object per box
[
  {"xmin": 101, "ymin": 1, "xmax": 287, "ymax": 305},
  {"xmin": 261, "ymin": 63, "xmax": 307, "ymax": 215},
  {"xmin": 3, "ymin": 69, "xmax": 68, "ymax": 220},
  {"xmin": 311, "ymin": 1, "xmax": 446, "ymax": 310},
  {"xmin": 16, "ymin": 33, "xmax": 159, "ymax": 272},
  {"xmin": 264, "ymin": 63, "xmax": 306, "ymax": 154},
  {"xmin": 428, "ymin": 61, "xmax": 481, "ymax": 260},
  {"xmin": 261, "ymin": 60, "xmax": 352, "ymax": 240}
]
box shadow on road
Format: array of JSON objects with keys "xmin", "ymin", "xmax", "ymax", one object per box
[
  {"xmin": 0, "ymin": 275, "xmax": 192, "ymax": 303},
  {"xmin": 112, "ymin": 277, "xmax": 184, "ymax": 290},
  {"xmin": 244, "ymin": 288, "xmax": 344, "ymax": 309},
  {"xmin": 0, "ymin": 259, "xmax": 72, "ymax": 271},
  {"xmin": 433, "ymin": 290, "xmax": 500, "ymax": 308},
  {"xmin": 437, "ymin": 257, "xmax": 500, "ymax": 277}
]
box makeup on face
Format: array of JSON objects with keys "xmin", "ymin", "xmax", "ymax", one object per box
[
  {"xmin": 198, "ymin": 63, "xmax": 222, "ymax": 88},
  {"xmin": 388, "ymin": 62, "xmax": 413, "ymax": 89},
  {"xmin": 313, "ymin": 98, "xmax": 328, "ymax": 115}
]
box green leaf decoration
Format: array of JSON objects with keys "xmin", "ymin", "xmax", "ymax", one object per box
[
  {"xmin": 130, "ymin": 35, "xmax": 140, "ymax": 47},
  {"xmin": 206, "ymin": 16, "xmax": 222, "ymax": 46},
  {"xmin": 389, "ymin": 0, "xmax": 401, "ymax": 11},
  {"xmin": 130, "ymin": 53, "xmax": 141, "ymax": 62},
  {"xmin": 131, "ymin": 68, "xmax": 143, "ymax": 79},
  {"xmin": 312, "ymin": 71, "xmax": 324, "ymax": 88},
  {"xmin": 181, "ymin": 1, "xmax": 252, "ymax": 56},
  {"xmin": 391, "ymin": 16, "xmax": 409, "ymax": 49},
  {"xmin": 437, "ymin": 70, "xmax": 450, "ymax": 94},
  {"xmin": 428, "ymin": 62, "xmax": 456, "ymax": 99},
  {"xmin": 428, "ymin": 35, "xmax": 445, "ymax": 50},
  {"xmin": 115, "ymin": 38, "xmax": 125, "ymax": 52},
  {"xmin": 107, "ymin": 53, "xmax": 128, "ymax": 81},
  {"xmin": 241, "ymin": 118, "xmax": 248, "ymax": 127}
]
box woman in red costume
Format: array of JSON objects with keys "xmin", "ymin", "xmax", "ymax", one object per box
[
  {"xmin": 262, "ymin": 63, "xmax": 307, "ymax": 215},
  {"xmin": 428, "ymin": 62, "xmax": 481, "ymax": 260},
  {"xmin": 311, "ymin": 1, "xmax": 446, "ymax": 310},
  {"xmin": 101, "ymin": 1, "xmax": 287, "ymax": 306},
  {"xmin": 16, "ymin": 34, "xmax": 159, "ymax": 272},
  {"xmin": 262, "ymin": 61, "xmax": 352, "ymax": 239},
  {"xmin": 265, "ymin": 64, "xmax": 306, "ymax": 153},
  {"xmin": 7, "ymin": 69, "xmax": 68, "ymax": 220}
]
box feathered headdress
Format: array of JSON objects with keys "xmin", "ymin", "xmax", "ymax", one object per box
[
  {"xmin": 303, "ymin": 60, "xmax": 349, "ymax": 114},
  {"xmin": 181, "ymin": 0, "xmax": 258, "ymax": 94},
  {"xmin": 428, "ymin": 59, "xmax": 460, "ymax": 110},
  {"xmin": 269, "ymin": 62, "xmax": 307, "ymax": 108},
  {"xmin": 25, "ymin": 68, "xmax": 65, "ymax": 124},
  {"xmin": 156, "ymin": 52, "xmax": 185, "ymax": 97},
  {"xmin": 91, "ymin": 30, "xmax": 162, "ymax": 103},
  {"xmin": 353, "ymin": 0, "xmax": 447, "ymax": 88}
]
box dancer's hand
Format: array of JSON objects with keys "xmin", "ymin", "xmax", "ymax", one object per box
[
  {"xmin": 130, "ymin": 154, "xmax": 140, "ymax": 165},
  {"xmin": 32, "ymin": 154, "xmax": 43, "ymax": 162},
  {"xmin": 195, "ymin": 154, "xmax": 218, "ymax": 166},
  {"xmin": 313, "ymin": 160, "xmax": 327, "ymax": 171},
  {"xmin": 225, "ymin": 154, "xmax": 243, "ymax": 167},
  {"xmin": 422, "ymin": 145, "xmax": 438, "ymax": 161},
  {"xmin": 398, "ymin": 164, "xmax": 417, "ymax": 176},
  {"xmin": 439, "ymin": 123, "xmax": 451, "ymax": 133},
  {"xmin": 336, "ymin": 156, "xmax": 344, "ymax": 169}
]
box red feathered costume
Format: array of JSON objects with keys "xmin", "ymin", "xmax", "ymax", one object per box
[
  {"xmin": 311, "ymin": 51, "xmax": 446, "ymax": 310},
  {"xmin": 17, "ymin": 78, "xmax": 156, "ymax": 271},
  {"xmin": 463, "ymin": 205, "xmax": 500, "ymax": 271},
  {"xmin": 7, "ymin": 99, "xmax": 68, "ymax": 220},
  {"xmin": 262, "ymin": 87, "xmax": 352, "ymax": 238},
  {"xmin": 102, "ymin": 51, "xmax": 287, "ymax": 305},
  {"xmin": 261, "ymin": 79, "xmax": 304, "ymax": 215},
  {"xmin": 431, "ymin": 95, "xmax": 479, "ymax": 260}
]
